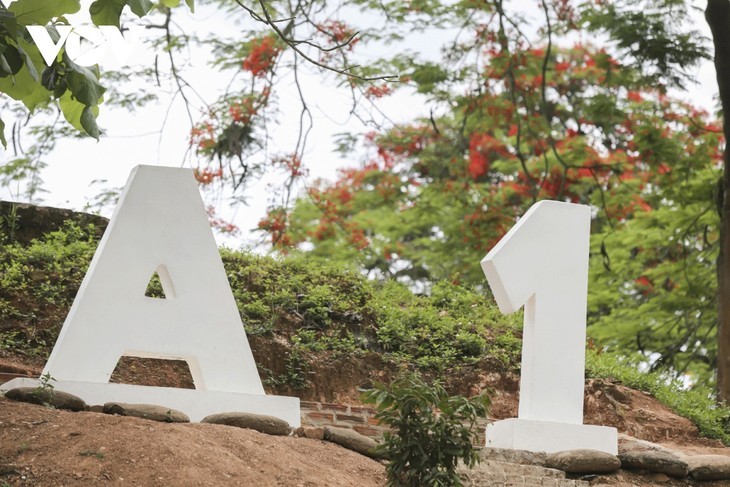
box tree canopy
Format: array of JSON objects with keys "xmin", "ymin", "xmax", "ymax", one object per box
[{"xmin": 2, "ymin": 0, "xmax": 730, "ymax": 400}]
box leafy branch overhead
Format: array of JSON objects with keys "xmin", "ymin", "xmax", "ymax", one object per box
[{"xmin": 0, "ymin": 0, "xmax": 195, "ymax": 145}]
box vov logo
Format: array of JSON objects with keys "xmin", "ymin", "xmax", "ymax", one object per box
[{"xmin": 27, "ymin": 25, "xmax": 143, "ymax": 67}]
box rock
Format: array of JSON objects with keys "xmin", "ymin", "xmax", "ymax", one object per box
[
  {"xmin": 544, "ymin": 449, "xmax": 621, "ymax": 474},
  {"xmin": 618, "ymin": 434, "xmax": 677, "ymax": 455},
  {"xmin": 618, "ymin": 450, "xmax": 688, "ymax": 478},
  {"xmin": 201, "ymin": 412, "xmax": 291, "ymax": 436},
  {"xmin": 292, "ymin": 425, "xmax": 325, "ymax": 439},
  {"xmin": 685, "ymin": 455, "xmax": 730, "ymax": 480},
  {"xmin": 303, "ymin": 427, "xmax": 325, "ymax": 440},
  {"xmin": 4, "ymin": 387, "xmax": 86, "ymax": 412},
  {"xmin": 103, "ymin": 402, "xmax": 189, "ymax": 423},
  {"xmin": 323, "ymin": 426, "xmax": 383, "ymax": 459}
]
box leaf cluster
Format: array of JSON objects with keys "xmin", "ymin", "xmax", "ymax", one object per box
[
  {"xmin": 362, "ymin": 372, "xmax": 490, "ymax": 487},
  {"xmin": 0, "ymin": 0, "xmax": 193, "ymax": 142}
]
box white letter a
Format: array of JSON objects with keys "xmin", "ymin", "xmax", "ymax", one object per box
[{"xmin": 45, "ymin": 165, "xmax": 265, "ymax": 394}]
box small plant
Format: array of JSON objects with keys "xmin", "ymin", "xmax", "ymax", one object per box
[
  {"xmin": 362, "ymin": 372, "xmax": 490, "ymax": 487},
  {"xmin": 33, "ymin": 372, "xmax": 56, "ymax": 407},
  {"xmin": 0, "ymin": 203, "xmax": 20, "ymax": 244},
  {"xmin": 282, "ymin": 346, "xmax": 309, "ymax": 390}
]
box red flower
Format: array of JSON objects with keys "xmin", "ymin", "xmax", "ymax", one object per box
[
  {"xmin": 243, "ymin": 36, "xmax": 280, "ymax": 77},
  {"xmin": 627, "ymin": 91, "xmax": 643, "ymax": 103}
]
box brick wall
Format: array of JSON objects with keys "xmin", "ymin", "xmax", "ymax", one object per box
[
  {"xmin": 300, "ymin": 401, "xmax": 387, "ymax": 438},
  {"xmin": 300, "ymin": 401, "xmax": 489, "ymax": 445}
]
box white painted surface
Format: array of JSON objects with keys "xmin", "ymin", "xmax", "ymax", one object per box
[
  {"xmin": 1, "ymin": 165, "xmax": 300, "ymax": 425},
  {"xmin": 486, "ymin": 418, "xmax": 618, "ymax": 454},
  {"xmin": 481, "ymin": 200, "xmax": 617, "ymax": 453}
]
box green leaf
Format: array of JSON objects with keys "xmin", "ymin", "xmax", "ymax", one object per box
[
  {"xmin": 1, "ymin": 45, "xmax": 23, "ymax": 75},
  {"xmin": 64, "ymin": 57, "xmax": 105, "ymax": 106},
  {"xmin": 58, "ymin": 90, "xmax": 99, "ymax": 135},
  {"xmin": 89, "ymin": 0, "xmax": 152, "ymax": 27},
  {"xmin": 126, "ymin": 0, "xmax": 153, "ymax": 18},
  {"xmin": 16, "ymin": 44, "xmax": 38, "ymax": 82},
  {"xmin": 162, "ymin": 0, "xmax": 181, "ymax": 7},
  {"xmin": 1, "ymin": 11, "xmax": 19, "ymax": 39},
  {"xmin": 0, "ymin": 116, "xmax": 6, "ymax": 149},
  {"xmin": 89, "ymin": 0, "xmax": 125, "ymax": 27},
  {"xmin": 80, "ymin": 105, "xmax": 100, "ymax": 140},
  {"xmin": 8, "ymin": 0, "xmax": 80, "ymax": 26},
  {"xmin": 185, "ymin": 0, "xmax": 194, "ymax": 12},
  {"xmin": 0, "ymin": 53, "xmax": 11, "ymax": 76},
  {"xmin": 0, "ymin": 62, "xmax": 49, "ymax": 111}
]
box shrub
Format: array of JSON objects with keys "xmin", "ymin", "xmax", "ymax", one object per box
[{"xmin": 362, "ymin": 373, "xmax": 490, "ymax": 487}]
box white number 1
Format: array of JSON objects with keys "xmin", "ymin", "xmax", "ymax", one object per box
[{"xmin": 481, "ymin": 201, "xmax": 591, "ymax": 425}]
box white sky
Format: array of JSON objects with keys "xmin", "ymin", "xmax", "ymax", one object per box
[{"xmin": 0, "ymin": 0, "xmax": 719, "ymax": 249}]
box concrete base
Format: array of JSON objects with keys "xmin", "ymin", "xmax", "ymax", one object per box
[
  {"xmin": 486, "ymin": 418, "xmax": 617, "ymax": 454},
  {"xmin": 0, "ymin": 378, "xmax": 300, "ymax": 427}
]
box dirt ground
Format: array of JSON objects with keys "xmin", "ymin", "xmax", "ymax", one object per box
[
  {"xmin": 2, "ymin": 356, "xmax": 730, "ymax": 486},
  {"xmin": 0, "ymin": 396, "xmax": 386, "ymax": 486}
]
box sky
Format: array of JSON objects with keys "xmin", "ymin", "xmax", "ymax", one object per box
[{"xmin": 0, "ymin": 0, "xmax": 720, "ymax": 249}]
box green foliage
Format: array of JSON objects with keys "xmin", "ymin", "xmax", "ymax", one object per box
[
  {"xmin": 0, "ymin": 221, "xmax": 98, "ymax": 357},
  {"xmin": 223, "ymin": 250, "xmax": 521, "ymax": 372},
  {"xmin": 0, "ymin": 203, "xmax": 20, "ymax": 244},
  {"xmin": 277, "ymin": 35, "xmax": 723, "ymax": 388},
  {"xmin": 4, "ymin": 222, "xmax": 730, "ymax": 445},
  {"xmin": 90, "ymin": 0, "xmax": 154, "ymax": 27},
  {"xmin": 579, "ymin": 0, "xmax": 710, "ymax": 88},
  {"xmin": 362, "ymin": 372, "xmax": 490, "ymax": 487},
  {"xmin": 587, "ymin": 350, "xmax": 730, "ymax": 444},
  {"xmin": 0, "ymin": 0, "xmax": 194, "ymax": 141}
]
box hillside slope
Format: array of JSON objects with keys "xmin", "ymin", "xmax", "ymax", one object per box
[{"xmin": 1, "ymin": 202, "xmax": 730, "ymax": 486}]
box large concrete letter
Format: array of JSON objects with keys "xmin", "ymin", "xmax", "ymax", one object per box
[
  {"xmin": 1, "ymin": 165, "xmax": 299, "ymax": 426},
  {"xmin": 481, "ymin": 201, "xmax": 616, "ymax": 453}
]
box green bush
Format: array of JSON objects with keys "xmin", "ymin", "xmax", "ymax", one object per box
[{"xmin": 362, "ymin": 373, "xmax": 490, "ymax": 487}]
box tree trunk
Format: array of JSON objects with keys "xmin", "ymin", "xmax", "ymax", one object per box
[{"xmin": 706, "ymin": 0, "xmax": 730, "ymax": 403}]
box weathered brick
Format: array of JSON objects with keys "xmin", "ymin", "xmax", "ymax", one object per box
[
  {"xmin": 349, "ymin": 405, "xmax": 375, "ymax": 414},
  {"xmin": 304, "ymin": 412, "xmax": 334, "ymax": 422},
  {"xmin": 300, "ymin": 401, "xmax": 321, "ymax": 410},
  {"xmin": 320, "ymin": 403, "xmax": 349, "ymax": 413},
  {"xmin": 367, "ymin": 417, "xmax": 383, "ymax": 426},
  {"xmin": 335, "ymin": 414, "xmax": 366, "ymax": 424}
]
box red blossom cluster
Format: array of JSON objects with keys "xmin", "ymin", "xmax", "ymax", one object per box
[
  {"xmin": 258, "ymin": 208, "xmax": 293, "ymax": 249},
  {"xmin": 205, "ymin": 206, "xmax": 239, "ymax": 235},
  {"xmin": 552, "ymin": 0, "xmax": 576, "ymax": 25},
  {"xmin": 365, "ymin": 83, "xmax": 393, "ymax": 99},
  {"xmin": 467, "ymin": 133, "xmax": 509, "ymax": 179},
  {"xmin": 272, "ymin": 153, "xmax": 306, "ymax": 178},
  {"xmin": 190, "ymin": 122, "xmax": 215, "ymax": 151},
  {"xmin": 319, "ymin": 20, "xmax": 358, "ymax": 48},
  {"xmin": 193, "ymin": 166, "xmax": 223, "ymax": 186},
  {"xmin": 243, "ymin": 36, "xmax": 280, "ymax": 77}
]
